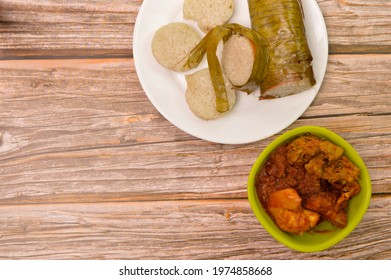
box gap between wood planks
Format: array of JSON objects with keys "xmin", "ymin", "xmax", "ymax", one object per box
[
  {"xmin": 301, "ymin": 112, "xmax": 391, "ymax": 119},
  {"xmin": 0, "ymin": 194, "xmax": 389, "ymax": 207},
  {"xmin": 0, "ymin": 49, "xmax": 132, "ymax": 61}
]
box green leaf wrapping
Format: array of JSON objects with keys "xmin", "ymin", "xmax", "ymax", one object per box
[
  {"xmin": 247, "ymin": 0, "xmax": 316, "ymax": 96},
  {"xmin": 180, "ymin": 23, "xmax": 269, "ymax": 113}
]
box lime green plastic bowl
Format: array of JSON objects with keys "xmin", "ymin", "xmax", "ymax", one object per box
[{"xmin": 248, "ymin": 126, "xmax": 372, "ymax": 252}]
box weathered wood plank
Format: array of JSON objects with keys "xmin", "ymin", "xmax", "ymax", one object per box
[
  {"xmin": 0, "ymin": 0, "xmax": 390, "ymax": 58},
  {"xmin": 0, "ymin": 196, "xmax": 389, "ymax": 259},
  {"xmin": 0, "ymin": 115, "xmax": 390, "ymax": 204},
  {"xmin": 0, "ymin": 57, "xmax": 390, "ymax": 205},
  {"xmin": 0, "ymin": 122, "xmax": 389, "ymax": 205},
  {"xmin": 305, "ymin": 54, "xmax": 391, "ymax": 117},
  {"xmin": 0, "ymin": 0, "xmax": 136, "ymax": 58},
  {"xmin": 318, "ymin": 0, "xmax": 391, "ymax": 53},
  {"xmin": 0, "ymin": 55, "xmax": 389, "ymax": 120}
]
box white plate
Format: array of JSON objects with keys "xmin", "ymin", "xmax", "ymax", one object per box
[{"xmin": 133, "ymin": 0, "xmax": 328, "ymax": 144}]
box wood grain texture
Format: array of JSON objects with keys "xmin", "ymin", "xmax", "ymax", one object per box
[
  {"xmin": 318, "ymin": 0, "xmax": 391, "ymax": 53},
  {"xmin": 305, "ymin": 54, "xmax": 391, "ymax": 117},
  {"xmin": 0, "ymin": 57, "xmax": 390, "ymax": 207},
  {"xmin": 0, "ymin": 196, "xmax": 389, "ymax": 259},
  {"xmin": 0, "ymin": 0, "xmax": 390, "ymax": 260},
  {"xmin": 0, "ymin": 0, "xmax": 136, "ymax": 58},
  {"xmin": 0, "ymin": 0, "xmax": 390, "ymax": 58}
]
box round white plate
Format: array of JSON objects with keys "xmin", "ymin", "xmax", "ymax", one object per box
[{"xmin": 133, "ymin": 0, "xmax": 328, "ymax": 144}]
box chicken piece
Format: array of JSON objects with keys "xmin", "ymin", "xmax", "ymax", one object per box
[
  {"xmin": 319, "ymin": 140, "xmax": 344, "ymax": 161},
  {"xmin": 322, "ymin": 155, "xmax": 360, "ymax": 185},
  {"xmin": 335, "ymin": 181, "xmax": 361, "ymax": 209},
  {"xmin": 331, "ymin": 210, "xmax": 348, "ymax": 228},
  {"xmin": 256, "ymin": 168, "xmax": 277, "ymax": 209},
  {"xmin": 286, "ymin": 135, "xmax": 321, "ymax": 164},
  {"xmin": 267, "ymin": 188, "xmax": 320, "ymax": 234},
  {"xmin": 304, "ymin": 192, "xmax": 336, "ymax": 214},
  {"xmin": 264, "ymin": 145, "xmax": 287, "ymax": 178},
  {"xmin": 305, "ymin": 154, "xmax": 325, "ymax": 177},
  {"xmin": 303, "ymin": 192, "xmax": 348, "ymax": 228},
  {"xmin": 275, "ymin": 176, "xmax": 297, "ymax": 190},
  {"xmin": 296, "ymin": 172, "xmax": 322, "ymax": 196}
]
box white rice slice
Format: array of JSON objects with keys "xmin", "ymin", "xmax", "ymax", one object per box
[
  {"xmin": 222, "ymin": 34, "xmax": 255, "ymax": 87},
  {"xmin": 151, "ymin": 22, "xmax": 201, "ymax": 72},
  {"xmin": 263, "ymin": 77, "xmax": 314, "ymax": 98},
  {"xmin": 185, "ymin": 68, "xmax": 236, "ymax": 120},
  {"xmin": 183, "ymin": 0, "xmax": 234, "ymax": 33}
]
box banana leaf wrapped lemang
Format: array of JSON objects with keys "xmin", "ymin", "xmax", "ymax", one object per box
[
  {"xmin": 248, "ymin": 0, "xmax": 316, "ymax": 99},
  {"xmin": 180, "ymin": 23, "xmax": 269, "ymax": 113}
]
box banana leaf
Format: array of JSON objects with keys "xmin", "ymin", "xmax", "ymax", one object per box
[
  {"xmin": 180, "ymin": 23, "xmax": 269, "ymax": 113},
  {"xmin": 247, "ymin": 0, "xmax": 316, "ymax": 96}
]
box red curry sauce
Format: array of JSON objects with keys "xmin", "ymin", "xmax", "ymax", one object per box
[{"xmin": 255, "ymin": 134, "xmax": 361, "ymax": 234}]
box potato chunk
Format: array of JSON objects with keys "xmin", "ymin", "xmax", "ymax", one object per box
[{"xmin": 267, "ymin": 188, "xmax": 320, "ymax": 234}]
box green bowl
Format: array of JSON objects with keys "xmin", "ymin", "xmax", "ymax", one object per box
[{"xmin": 248, "ymin": 126, "xmax": 372, "ymax": 252}]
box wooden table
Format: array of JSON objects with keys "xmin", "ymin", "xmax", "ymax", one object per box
[{"xmin": 0, "ymin": 0, "xmax": 390, "ymax": 260}]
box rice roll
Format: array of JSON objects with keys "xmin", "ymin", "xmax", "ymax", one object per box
[
  {"xmin": 151, "ymin": 22, "xmax": 201, "ymax": 72},
  {"xmin": 222, "ymin": 34, "xmax": 255, "ymax": 87},
  {"xmin": 180, "ymin": 23, "xmax": 269, "ymax": 113},
  {"xmin": 183, "ymin": 0, "xmax": 234, "ymax": 33},
  {"xmin": 185, "ymin": 68, "xmax": 236, "ymax": 120},
  {"xmin": 247, "ymin": 0, "xmax": 316, "ymax": 98}
]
